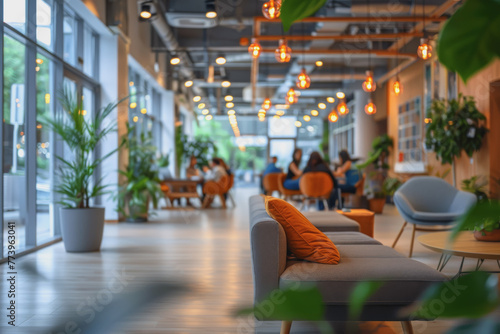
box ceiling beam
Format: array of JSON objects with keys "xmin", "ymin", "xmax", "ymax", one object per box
[
  {"xmin": 254, "ymin": 15, "xmax": 448, "ymax": 24},
  {"xmin": 261, "ymin": 48, "xmax": 418, "ymax": 58},
  {"xmin": 253, "ymin": 32, "xmax": 424, "ymax": 41}
]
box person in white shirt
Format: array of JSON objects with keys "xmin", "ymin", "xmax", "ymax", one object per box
[{"xmin": 203, "ymin": 158, "xmax": 227, "ymax": 182}]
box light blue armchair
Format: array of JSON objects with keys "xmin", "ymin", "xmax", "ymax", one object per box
[{"xmin": 392, "ymin": 176, "xmax": 477, "ymax": 257}]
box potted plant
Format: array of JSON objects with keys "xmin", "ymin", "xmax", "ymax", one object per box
[
  {"xmin": 157, "ymin": 152, "xmax": 172, "ymax": 180},
  {"xmin": 425, "ymin": 95, "xmax": 488, "ymax": 187},
  {"xmin": 367, "ymin": 191, "xmax": 386, "ymax": 214},
  {"xmin": 118, "ymin": 123, "xmax": 163, "ymax": 222},
  {"xmin": 461, "ymin": 175, "xmax": 489, "ymax": 202},
  {"xmin": 382, "ymin": 177, "xmax": 403, "ymax": 204},
  {"xmin": 471, "ymin": 218, "xmax": 500, "ymax": 242},
  {"xmin": 41, "ymin": 90, "xmax": 123, "ymax": 252}
]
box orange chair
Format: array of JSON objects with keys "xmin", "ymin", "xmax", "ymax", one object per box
[
  {"xmin": 225, "ymin": 174, "xmax": 236, "ymax": 207},
  {"xmin": 299, "ymin": 172, "xmax": 334, "ymax": 210},
  {"xmin": 263, "ymin": 173, "xmax": 282, "ymax": 196},
  {"xmin": 277, "ymin": 173, "xmax": 302, "ymax": 201},
  {"xmin": 202, "ymin": 175, "xmax": 230, "ymax": 209}
]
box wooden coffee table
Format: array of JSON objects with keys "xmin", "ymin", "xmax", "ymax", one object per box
[
  {"xmin": 336, "ymin": 209, "xmax": 375, "ymax": 237},
  {"xmin": 418, "ymin": 231, "xmax": 500, "ymax": 275}
]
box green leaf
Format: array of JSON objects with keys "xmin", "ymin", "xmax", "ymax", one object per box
[
  {"xmin": 437, "ymin": 0, "xmax": 500, "ymax": 82},
  {"xmin": 280, "ymin": 0, "xmax": 327, "ymax": 32},
  {"xmin": 411, "ymin": 272, "xmax": 499, "ymax": 319},
  {"xmin": 446, "ymin": 318, "xmax": 500, "ymax": 334},
  {"xmin": 348, "ymin": 281, "xmax": 384, "ymax": 320},
  {"xmin": 237, "ymin": 284, "xmax": 325, "ymax": 321},
  {"xmin": 449, "ymin": 201, "xmax": 500, "ymax": 241}
]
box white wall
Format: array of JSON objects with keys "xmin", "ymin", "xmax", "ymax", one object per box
[{"xmin": 354, "ymin": 90, "xmax": 378, "ymax": 159}]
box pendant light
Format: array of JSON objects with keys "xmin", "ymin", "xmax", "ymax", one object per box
[
  {"xmin": 337, "ymin": 101, "xmax": 349, "ymax": 116},
  {"xmin": 393, "ymin": 46, "xmax": 403, "ymax": 95},
  {"xmin": 296, "ymin": 68, "xmax": 311, "ymax": 89},
  {"xmin": 365, "ymin": 98, "xmax": 377, "ymax": 115},
  {"xmin": 328, "ymin": 110, "xmax": 339, "ymax": 123},
  {"xmin": 262, "ymin": 97, "xmax": 272, "ymax": 111},
  {"xmin": 275, "ymin": 39, "xmax": 291, "ymax": 63},
  {"xmin": 262, "ymin": 0, "xmax": 281, "ymax": 20},
  {"xmin": 417, "ymin": 0, "xmax": 433, "ymax": 60},
  {"xmin": 248, "ymin": 38, "xmax": 262, "ymax": 59},
  {"xmin": 287, "ymin": 88, "xmax": 298, "ymax": 104},
  {"xmin": 362, "ymin": 70, "xmax": 376, "ymax": 92}
]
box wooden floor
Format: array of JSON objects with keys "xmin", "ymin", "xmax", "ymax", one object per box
[{"xmin": 1, "ymin": 187, "xmax": 499, "ymax": 333}]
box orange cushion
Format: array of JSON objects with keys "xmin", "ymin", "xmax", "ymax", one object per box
[{"xmin": 264, "ymin": 196, "xmax": 340, "ymax": 264}]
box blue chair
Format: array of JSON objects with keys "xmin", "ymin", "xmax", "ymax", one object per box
[{"xmin": 392, "ymin": 176, "xmax": 477, "ymax": 257}]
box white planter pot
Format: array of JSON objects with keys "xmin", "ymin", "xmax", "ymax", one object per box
[{"xmin": 60, "ymin": 207, "xmax": 105, "ymax": 252}]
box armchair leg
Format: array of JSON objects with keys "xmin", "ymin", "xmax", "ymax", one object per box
[
  {"xmin": 202, "ymin": 195, "xmax": 212, "ymax": 209},
  {"xmin": 280, "ymin": 320, "xmax": 292, "ymax": 334},
  {"xmin": 409, "ymin": 224, "xmax": 417, "ymax": 258},
  {"xmin": 219, "ymin": 194, "xmax": 227, "ymax": 209},
  {"xmin": 401, "ymin": 321, "xmax": 414, "ymax": 334},
  {"xmin": 392, "ymin": 221, "xmax": 408, "ymax": 248}
]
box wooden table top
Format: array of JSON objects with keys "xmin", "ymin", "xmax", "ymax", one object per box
[
  {"xmin": 336, "ymin": 209, "xmax": 375, "ymax": 217},
  {"xmin": 418, "ymin": 231, "xmax": 500, "ymax": 260},
  {"xmin": 162, "ymin": 178, "xmax": 204, "ymax": 186}
]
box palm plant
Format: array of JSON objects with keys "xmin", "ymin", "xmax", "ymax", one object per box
[
  {"xmin": 41, "ymin": 89, "xmax": 122, "ymax": 208},
  {"xmin": 118, "ymin": 123, "xmax": 163, "ymax": 221}
]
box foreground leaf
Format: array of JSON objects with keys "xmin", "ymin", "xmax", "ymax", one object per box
[
  {"xmin": 280, "ymin": 0, "xmax": 327, "ymax": 32},
  {"xmin": 437, "ymin": 0, "xmax": 500, "ymax": 82},
  {"xmin": 237, "ymin": 284, "xmax": 325, "ymax": 321},
  {"xmin": 348, "ymin": 281, "xmax": 384, "ymax": 320},
  {"xmin": 411, "ymin": 272, "xmax": 499, "ymax": 319}
]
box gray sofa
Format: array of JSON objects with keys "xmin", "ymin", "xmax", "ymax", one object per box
[{"xmin": 249, "ymin": 195, "xmax": 447, "ymax": 333}]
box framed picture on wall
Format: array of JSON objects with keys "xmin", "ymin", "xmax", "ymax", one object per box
[{"xmin": 447, "ymin": 70, "xmax": 458, "ymax": 100}]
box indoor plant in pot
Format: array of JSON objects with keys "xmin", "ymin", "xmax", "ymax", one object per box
[
  {"xmin": 118, "ymin": 123, "xmax": 163, "ymax": 222},
  {"xmin": 42, "ymin": 90, "xmax": 123, "ymax": 252}
]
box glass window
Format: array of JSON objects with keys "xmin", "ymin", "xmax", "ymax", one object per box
[
  {"xmin": 3, "ymin": 35, "xmax": 27, "ymax": 255},
  {"xmin": 268, "ymin": 116, "xmax": 297, "ymax": 138},
  {"xmin": 3, "ymin": 0, "xmax": 26, "ymax": 33},
  {"xmin": 83, "ymin": 25, "xmax": 96, "ymax": 77},
  {"xmin": 63, "ymin": 11, "xmax": 76, "ymax": 66},
  {"xmin": 35, "ymin": 51, "xmax": 54, "ymax": 242},
  {"xmin": 269, "ymin": 139, "xmax": 295, "ymax": 171},
  {"xmin": 36, "ymin": 0, "xmax": 54, "ymax": 50}
]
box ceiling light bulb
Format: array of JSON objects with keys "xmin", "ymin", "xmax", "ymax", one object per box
[
  {"xmin": 318, "ymin": 103, "xmax": 326, "ymax": 110},
  {"xmin": 262, "ymin": 98, "xmax": 272, "ymax": 111},
  {"xmin": 202, "ymin": 109, "xmax": 209, "ymax": 115},
  {"xmin": 184, "ymin": 80, "xmax": 193, "ymax": 87},
  {"xmin": 275, "ymin": 39, "xmax": 291, "ymax": 63},
  {"xmin": 417, "ymin": 38, "xmax": 433, "ymax": 60},
  {"xmin": 227, "ymin": 110, "xmax": 235, "ymax": 115},
  {"xmin": 315, "ymin": 60, "xmax": 323, "ymax": 67},
  {"xmin": 248, "ymin": 38, "xmax": 262, "ymax": 59},
  {"xmin": 221, "ymin": 80, "xmax": 231, "ymax": 87},
  {"xmin": 337, "ymin": 101, "xmax": 348, "ymax": 116},
  {"xmin": 224, "ymin": 95, "xmax": 233, "ymax": 102},
  {"xmin": 303, "ymin": 115, "xmax": 311, "ymax": 122},
  {"xmin": 328, "ymin": 110, "xmax": 339, "ymax": 123},
  {"xmin": 206, "ymin": 11, "xmax": 217, "ymax": 19},
  {"xmin": 198, "ymin": 103, "xmax": 205, "ymax": 109},
  {"xmin": 326, "ymin": 97, "xmax": 335, "ymax": 103},
  {"xmin": 193, "ymin": 96, "xmax": 201, "ymax": 102},
  {"xmin": 393, "ymin": 78, "xmax": 403, "ymax": 95},
  {"xmin": 295, "ymin": 120, "xmax": 302, "ymax": 127},
  {"xmin": 365, "ymin": 99, "xmax": 377, "ymax": 115},
  {"xmin": 362, "ymin": 70, "xmax": 376, "ymax": 92},
  {"xmin": 286, "ymin": 88, "xmax": 298, "ymax": 104},
  {"xmin": 296, "ymin": 68, "xmax": 311, "ymax": 89},
  {"xmin": 262, "ymin": 0, "xmax": 281, "ymax": 19},
  {"xmin": 205, "ymin": 114, "xmax": 213, "ymax": 120},
  {"xmin": 226, "ymin": 102, "xmax": 234, "ymax": 108},
  {"xmin": 140, "ymin": 2, "xmax": 153, "ymax": 19},
  {"xmin": 170, "ymin": 57, "xmax": 180, "ymax": 65},
  {"xmin": 336, "ymin": 91, "xmax": 345, "ymax": 99},
  {"xmin": 215, "ymin": 56, "xmax": 226, "ymax": 65},
  {"xmin": 311, "ymin": 110, "xmax": 319, "ymax": 117}
]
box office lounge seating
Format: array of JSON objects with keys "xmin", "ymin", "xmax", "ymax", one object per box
[
  {"xmin": 277, "ymin": 173, "xmax": 302, "ymax": 201},
  {"xmin": 299, "ymin": 172, "xmax": 333, "ymax": 211},
  {"xmin": 202, "ymin": 175, "xmax": 230, "ymax": 209},
  {"xmin": 249, "ymin": 195, "xmax": 447, "ymax": 334},
  {"xmin": 263, "ymin": 172, "xmax": 282, "ymax": 196},
  {"xmin": 392, "ymin": 176, "xmax": 477, "ymax": 257}
]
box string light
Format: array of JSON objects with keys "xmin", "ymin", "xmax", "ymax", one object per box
[
  {"xmin": 202, "ymin": 109, "xmax": 210, "ymax": 115},
  {"xmin": 224, "ymin": 95, "xmax": 233, "ymax": 102},
  {"xmin": 328, "ymin": 110, "xmax": 339, "ymax": 123},
  {"xmin": 326, "ymin": 97, "xmax": 335, "ymax": 103},
  {"xmin": 262, "ymin": 0, "xmax": 281, "ymax": 19},
  {"xmin": 336, "ymin": 92, "xmax": 345, "ymax": 99},
  {"xmin": 226, "ymin": 102, "xmax": 234, "ymax": 108},
  {"xmin": 315, "ymin": 60, "xmax": 323, "ymax": 67},
  {"xmin": 221, "ymin": 80, "xmax": 231, "ymax": 88},
  {"xmin": 184, "ymin": 80, "xmax": 193, "ymax": 87},
  {"xmin": 311, "ymin": 110, "xmax": 319, "ymax": 117},
  {"xmin": 295, "ymin": 120, "xmax": 302, "ymax": 127},
  {"xmin": 262, "ymin": 98, "xmax": 272, "ymax": 111},
  {"xmin": 318, "ymin": 103, "xmax": 326, "ymax": 110},
  {"xmin": 286, "ymin": 88, "xmax": 298, "ymax": 104},
  {"xmin": 303, "ymin": 115, "xmax": 311, "ymax": 122},
  {"xmin": 215, "ymin": 56, "xmax": 226, "ymax": 65},
  {"xmin": 198, "ymin": 103, "xmax": 206, "ymax": 109},
  {"xmin": 193, "ymin": 96, "xmax": 201, "ymax": 102},
  {"xmin": 170, "ymin": 57, "xmax": 180, "ymax": 65},
  {"xmin": 337, "ymin": 101, "xmax": 349, "ymax": 116},
  {"xmin": 365, "ymin": 99, "xmax": 377, "ymax": 115}
]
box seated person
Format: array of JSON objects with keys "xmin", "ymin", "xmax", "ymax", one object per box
[
  {"xmin": 302, "ymin": 151, "xmax": 337, "ymax": 210},
  {"xmin": 261, "ymin": 156, "xmax": 283, "ymax": 193},
  {"xmin": 186, "ymin": 155, "xmax": 201, "ymax": 178},
  {"xmin": 219, "ymin": 158, "xmax": 232, "ymax": 176},
  {"xmin": 333, "ymin": 149, "xmax": 352, "ymax": 177},
  {"xmin": 202, "ymin": 158, "xmax": 228, "ymax": 182},
  {"xmin": 283, "ymin": 148, "xmax": 303, "ymax": 190}
]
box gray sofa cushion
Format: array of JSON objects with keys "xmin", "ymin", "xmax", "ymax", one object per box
[
  {"xmin": 325, "ymin": 232, "xmax": 381, "ymax": 245},
  {"xmin": 280, "ymin": 257, "xmax": 446, "ymax": 305},
  {"xmin": 303, "ymin": 211, "xmax": 360, "ymax": 233},
  {"xmin": 335, "ymin": 245, "xmax": 405, "ymax": 258}
]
